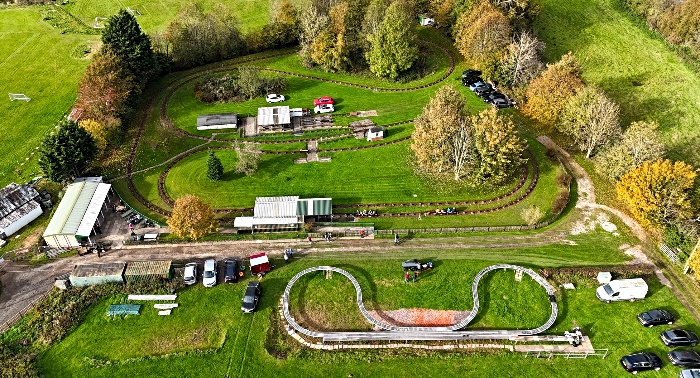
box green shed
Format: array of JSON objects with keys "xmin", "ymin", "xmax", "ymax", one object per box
[
  {"xmin": 69, "ymin": 262, "xmax": 125, "ymax": 287},
  {"xmin": 124, "ymin": 260, "xmax": 172, "ymax": 283}
]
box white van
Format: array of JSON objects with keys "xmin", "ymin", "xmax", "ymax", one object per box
[{"xmin": 596, "ymin": 278, "xmax": 648, "ymax": 303}]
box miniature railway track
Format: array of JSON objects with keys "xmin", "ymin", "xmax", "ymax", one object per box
[{"xmin": 282, "ymin": 264, "xmax": 557, "ymax": 342}]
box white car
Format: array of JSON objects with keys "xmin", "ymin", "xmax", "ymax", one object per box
[
  {"xmin": 184, "ymin": 262, "xmax": 197, "ymax": 285},
  {"xmin": 314, "ymin": 104, "xmax": 334, "ymax": 114},
  {"xmin": 203, "ymin": 259, "xmax": 217, "ymax": 287},
  {"xmin": 265, "ymin": 94, "xmax": 285, "ymax": 103}
]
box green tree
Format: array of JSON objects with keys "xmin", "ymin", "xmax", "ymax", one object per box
[
  {"xmin": 558, "ymin": 86, "xmax": 621, "ymax": 158},
  {"xmin": 102, "ymin": 9, "xmax": 156, "ymax": 80},
  {"xmin": 596, "ymin": 121, "xmax": 665, "ymax": 179},
  {"xmin": 167, "ymin": 195, "xmax": 217, "ymax": 240},
  {"xmin": 522, "ymin": 52, "xmax": 584, "ymax": 128},
  {"xmin": 367, "ymin": 1, "xmax": 419, "ymax": 79},
  {"xmin": 206, "ymin": 151, "xmax": 223, "ymax": 181},
  {"xmin": 39, "ymin": 120, "xmax": 98, "ymax": 182},
  {"xmin": 616, "ymin": 159, "xmax": 697, "ymax": 229},
  {"xmin": 471, "ymin": 107, "xmax": 526, "ymax": 185}
]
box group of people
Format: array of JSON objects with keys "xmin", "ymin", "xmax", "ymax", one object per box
[
  {"xmin": 434, "ymin": 207, "xmax": 457, "ymax": 215},
  {"xmin": 356, "ymin": 209, "xmax": 378, "ymax": 218},
  {"xmin": 564, "ymin": 327, "xmax": 584, "ymax": 347},
  {"xmin": 404, "ymin": 271, "xmax": 419, "ymax": 283},
  {"xmin": 323, "ymin": 232, "xmax": 332, "ymax": 242},
  {"xmin": 283, "ymin": 248, "xmax": 294, "ymax": 263}
]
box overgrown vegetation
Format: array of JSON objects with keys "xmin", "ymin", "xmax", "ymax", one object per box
[{"xmin": 193, "ymin": 69, "xmax": 286, "ymax": 103}]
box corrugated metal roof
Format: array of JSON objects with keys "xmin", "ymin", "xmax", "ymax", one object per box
[
  {"xmin": 0, "ymin": 201, "xmax": 41, "ymax": 229},
  {"xmin": 257, "ymin": 106, "xmax": 290, "ymax": 127},
  {"xmin": 76, "ymin": 183, "xmax": 110, "ymax": 237},
  {"xmin": 124, "ymin": 261, "xmax": 172, "ymax": 277},
  {"xmin": 297, "ymin": 198, "xmax": 332, "ymax": 216},
  {"xmin": 197, "ymin": 113, "xmax": 237, "ymax": 127},
  {"xmin": 233, "ymin": 217, "xmax": 254, "ymax": 228},
  {"xmin": 0, "ymin": 183, "xmax": 39, "ymax": 219},
  {"xmin": 254, "ymin": 196, "xmax": 298, "ymax": 218},
  {"xmin": 71, "ymin": 262, "xmax": 125, "ymax": 278},
  {"xmin": 43, "ymin": 182, "xmax": 111, "ymax": 237}
]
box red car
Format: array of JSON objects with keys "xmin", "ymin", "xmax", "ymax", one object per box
[{"xmin": 313, "ymin": 96, "xmax": 334, "ymax": 106}]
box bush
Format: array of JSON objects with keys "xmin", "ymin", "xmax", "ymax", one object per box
[
  {"xmin": 539, "ymin": 265, "xmax": 655, "ymax": 285},
  {"xmin": 194, "ymin": 70, "xmax": 286, "ymax": 104},
  {"xmin": 555, "ymin": 172, "xmax": 571, "ymax": 188},
  {"xmin": 551, "ymin": 191, "xmax": 569, "ymax": 215}
]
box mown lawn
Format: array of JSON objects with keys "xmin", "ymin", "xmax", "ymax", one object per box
[
  {"xmin": 37, "ymin": 246, "xmax": 696, "ymax": 378},
  {"xmin": 534, "ymin": 0, "xmax": 700, "ymax": 164},
  {"xmin": 0, "ymin": 7, "xmax": 96, "ymax": 187}
]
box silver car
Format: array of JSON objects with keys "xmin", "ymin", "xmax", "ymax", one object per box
[
  {"xmin": 184, "ymin": 262, "xmax": 197, "ymax": 285},
  {"xmin": 203, "ymin": 259, "xmax": 217, "ymax": 287}
]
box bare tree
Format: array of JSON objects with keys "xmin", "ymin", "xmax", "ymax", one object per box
[
  {"xmin": 451, "ymin": 119, "xmax": 475, "ymax": 181},
  {"xmin": 234, "ymin": 143, "xmax": 263, "ymax": 176},
  {"xmin": 559, "ymin": 87, "xmax": 621, "ymax": 158},
  {"xmin": 507, "ymin": 31, "xmax": 544, "ymax": 87}
]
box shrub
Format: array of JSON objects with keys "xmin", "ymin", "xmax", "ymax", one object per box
[
  {"xmin": 551, "ymin": 192, "xmax": 569, "ymax": 215},
  {"xmin": 555, "ymin": 172, "xmax": 571, "ymax": 188},
  {"xmin": 539, "ymin": 265, "xmax": 655, "ymax": 285}
]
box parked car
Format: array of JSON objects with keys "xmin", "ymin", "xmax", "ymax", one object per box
[
  {"xmin": 490, "ymin": 97, "xmax": 513, "ymax": 109},
  {"xmin": 203, "ymin": 259, "xmax": 217, "ymax": 287},
  {"xmin": 462, "ymin": 76, "xmax": 482, "ymax": 86},
  {"xmin": 637, "ymin": 309, "xmax": 675, "ymax": 327},
  {"xmin": 475, "ymin": 86, "xmax": 495, "ymax": 97},
  {"xmin": 620, "ymin": 352, "xmax": 662, "ymax": 374},
  {"xmin": 224, "ymin": 258, "xmax": 240, "ymax": 284},
  {"xmin": 468, "ymin": 81, "xmax": 490, "ymax": 91},
  {"xmin": 241, "ymin": 281, "xmax": 261, "ymax": 313},
  {"xmin": 314, "ymin": 104, "xmax": 334, "ymax": 114},
  {"xmin": 596, "ymin": 278, "xmax": 648, "ymax": 303},
  {"xmin": 265, "ymin": 94, "xmax": 285, "ymax": 103},
  {"xmin": 313, "ymin": 96, "xmax": 334, "ymax": 106},
  {"xmin": 462, "ymin": 69, "xmax": 482, "ymax": 79},
  {"xmin": 184, "ymin": 262, "xmax": 197, "ymax": 285},
  {"xmin": 669, "ymin": 351, "xmax": 700, "ymax": 367},
  {"xmin": 484, "ymin": 92, "xmax": 507, "ymax": 102},
  {"xmin": 680, "ymin": 369, "xmax": 700, "ymax": 378},
  {"xmin": 661, "ymin": 329, "xmax": 699, "ymax": 347}
]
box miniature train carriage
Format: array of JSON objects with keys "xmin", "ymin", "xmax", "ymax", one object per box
[{"xmin": 250, "ymin": 252, "xmax": 271, "ymax": 276}]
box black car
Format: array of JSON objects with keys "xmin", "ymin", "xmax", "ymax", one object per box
[
  {"xmin": 224, "ymin": 258, "xmax": 240, "ymax": 284},
  {"xmin": 484, "ymin": 92, "xmax": 507, "ymax": 102},
  {"xmin": 475, "ymin": 86, "xmax": 495, "ymax": 97},
  {"xmin": 661, "ymin": 329, "xmax": 699, "ymax": 347},
  {"xmin": 489, "ymin": 98, "xmax": 512, "ymax": 109},
  {"xmin": 241, "ymin": 281, "xmax": 261, "ymax": 313},
  {"xmin": 620, "ymin": 352, "xmax": 662, "ymax": 373},
  {"xmin": 462, "ymin": 69, "xmax": 482, "ymax": 79},
  {"xmin": 669, "ymin": 351, "xmax": 700, "ymax": 367},
  {"xmin": 462, "ymin": 76, "xmax": 482, "ymax": 86},
  {"xmin": 637, "ymin": 309, "xmax": 674, "ymax": 327}
]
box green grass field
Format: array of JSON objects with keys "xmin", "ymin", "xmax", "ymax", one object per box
[
  {"xmin": 36, "ymin": 244, "xmax": 697, "ymax": 378},
  {"xmin": 534, "ymin": 0, "xmax": 700, "ymax": 164}
]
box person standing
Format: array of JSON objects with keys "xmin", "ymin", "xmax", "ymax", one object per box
[
  {"xmin": 308, "ymin": 236, "xmax": 312, "ymax": 245},
  {"xmin": 413, "ymin": 272, "xmax": 417, "ymax": 282},
  {"xmin": 394, "ymin": 233, "xmax": 399, "ymax": 246},
  {"xmin": 404, "ymin": 272, "xmax": 409, "ymax": 283}
]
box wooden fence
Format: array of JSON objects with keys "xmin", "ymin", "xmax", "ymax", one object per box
[{"xmin": 0, "ymin": 289, "xmax": 52, "ymax": 334}]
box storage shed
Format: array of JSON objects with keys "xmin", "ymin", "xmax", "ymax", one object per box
[
  {"xmin": 0, "ymin": 183, "xmax": 43, "ymax": 239},
  {"xmin": 197, "ymin": 113, "xmax": 238, "ymax": 130},
  {"xmin": 124, "ymin": 260, "xmax": 172, "ymax": 283},
  {"xmin": 70, "ymin": 262, "xmax": 126, "ymax": 287},
  {"xmin": 43, "ymin": 180, "xmax": 112, "ymax": 248},
  {"xmin": 257, "ymin": 106, "xmax": 291, "ymax": 129},
  {"xmin": 366, "ymin": 126, "xmax": 384, "ymax": 142}
]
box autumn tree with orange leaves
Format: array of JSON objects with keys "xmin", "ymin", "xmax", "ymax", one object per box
[
  {"xmin": 167, "ymin": 195, "xmax": 217, "ymax": 240},
  {"xmin": 616, "ymin": 159, "xmax": 697, "ymax": 230},
  {"xmin": 75, "ymin": 50, "xmax": 139, "ymax": 125},
  {"xmin": 522, "ymin": 52, "xmax": 584, "ymax": 128}
]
